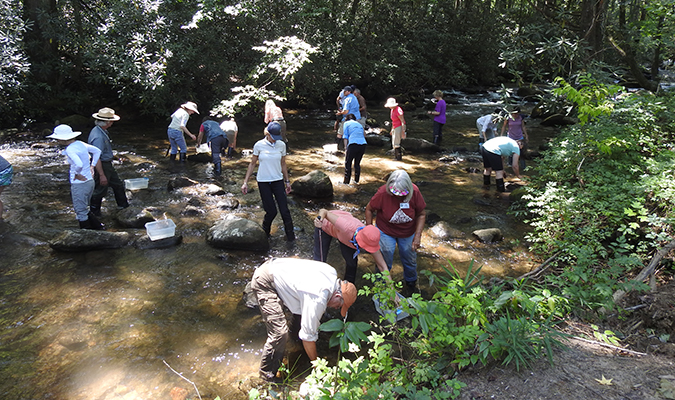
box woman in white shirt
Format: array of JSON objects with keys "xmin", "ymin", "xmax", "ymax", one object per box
[{"xmin": 241, "ymin": 122, "xmax": 295, "ymax": 241}]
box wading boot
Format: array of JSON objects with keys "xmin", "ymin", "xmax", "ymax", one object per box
[
  {"xmin": 483, "ymin": 175, "xmax": 491, "ymax": 189},
  {"xmin": 79, "ymin": 219, "xmax": 91, "ymax": 229},
  {"xmin": 179, "ymin": 153, "xmax": 187, "ymax": 163},
  {"xmin": 169, "ymin": 153, "xmax": 177, "ymax": 162},
  {"xmin": 213, "ymin": 161, "xmax": 222, "ymax": 176},
  {"xmin": 394, "ymin": 147, "xmax": 402, "ymax": 161},
  {"xmin": 87, "ymin": 211, "xmax": 106, "ymax": 230},
  {"xmin": 496, "ymin": 178, "xmax": 506, "ymax": 192}
]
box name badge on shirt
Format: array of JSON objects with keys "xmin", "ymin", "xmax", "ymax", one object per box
[{"xmin": 400, "ymin": 202, "xmax": 410, "ymax": 209}]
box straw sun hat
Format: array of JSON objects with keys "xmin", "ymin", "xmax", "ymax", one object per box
[{"xmin": 92, "ymin": 107, "xmax": 121, "ymax": 121}]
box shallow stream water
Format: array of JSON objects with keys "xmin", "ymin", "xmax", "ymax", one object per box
[{"xmin": 0, "ymin": 92, "xmax": 559, "ymax": 399}]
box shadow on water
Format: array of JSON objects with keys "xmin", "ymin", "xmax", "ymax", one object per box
[{"xmin": 0, "ymin": 94, "xmax": 558, "ymax": 399}]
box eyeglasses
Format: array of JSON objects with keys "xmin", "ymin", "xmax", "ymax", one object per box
[{"xmin": 388, "ymin": 186, "xmax": 409, "ymax": 197}]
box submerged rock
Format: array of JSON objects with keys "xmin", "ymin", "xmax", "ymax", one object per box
[
  {"xmin": 167, "ymin": 176, "xmax": 199, "ymax": 191},
  {"xmin": 400, "ymin": 138, "xmax": 442, "ymax": 153},
  {"xmin": 135, "ymin": 234, "xmax": 183, "ymax": 249},
  {"xmin": 206, "ymin": 217, "xmax": 269, "ymax": 252},
  {"xmin": 49, "ymin": 229, "xmax": 131, "ymax": 252},
  {"xmin": 116, "ymin": 207, "xmax": 156, "ymax": 228},
  {"xmin": 291, "ymin": 170, "xmax": 333, "ymax": 198},
  {"xmin": 472, "ymin": 228, "xmax": 503, "ymax": 243}
]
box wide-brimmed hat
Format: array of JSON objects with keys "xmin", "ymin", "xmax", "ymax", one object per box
[
  {"xmin": 355, "ymin": 225, "xmax": 381, "ymax": 254},
  {"xmin": 384, "ymin": 98, "xmax": 398, "ymax": 108},
  {"xmin": 47, "ymin": 124, "xmax": 81, "ymax": 141},
  {"xmin": 266, "ymin": 122, "xmax": 283, "ymax": 141},
  {"xmin": 181, "ymin": 101, "xmax": 199, "ymax": 114},
  {"xmin": 92, "ymin": 107, "xmax": 121, "ymax": 121},
  {"xmin": 340, "ymin": 281, "xmax": 357, "ymax": 317}
]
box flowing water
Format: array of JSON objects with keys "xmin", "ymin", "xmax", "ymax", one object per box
[{"xmin": 0, "ymin": 92, "xmax": 559, "ymax": 399}]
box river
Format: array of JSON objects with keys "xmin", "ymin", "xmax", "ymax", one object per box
[{"xmin": 0, "ymin": 92, "xmax": 558, "ymax": 399}]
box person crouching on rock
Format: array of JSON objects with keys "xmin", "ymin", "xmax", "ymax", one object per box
[{"xmin": 250, "ymin": 258, "xmax": 356, "ymax": 382}]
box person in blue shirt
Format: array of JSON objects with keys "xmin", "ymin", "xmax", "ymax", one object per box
[
  {"xmin": 335, "ymin": 86, "xmax": 361, "ymax": 149},
  {"xmin": 342, "ymin": 114, "xmax": 367, "ymax": 184},
  {"xmin": 480, "ymin": 136, "xmax": 525, "ymax": 192},
  {"xmin": 0, "ymin": 154, "xmax": 13, "ymax": 221},
  {"xmin": 197, "ymin": 117, "xmax": 229, "ymax": 175}
]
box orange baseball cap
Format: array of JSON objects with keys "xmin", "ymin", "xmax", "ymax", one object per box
[{"xmin": 340, "ymin": 281, "xmax": 357, "ymax": 317}]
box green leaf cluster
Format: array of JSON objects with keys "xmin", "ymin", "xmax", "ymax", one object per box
[
  {"xmin": 262, "ymin": 264, "xmax": 571, "ymax": 399},
  {"xmin": 513, "ymin": 83, "xmax": 675, "ymax": 311}
]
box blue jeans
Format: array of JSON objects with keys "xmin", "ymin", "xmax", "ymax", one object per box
[
  {"xmin": 379, "ymin": 231, "xmax": 417, "ymax": 284},
  {"xmin": 167, "ymin": 128, "xmax": 188, "ymax": 155}
]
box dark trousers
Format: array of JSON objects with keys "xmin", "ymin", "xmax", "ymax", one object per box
[
  {"xmin": 432, "ymin": 121, "xmax": 444, "ymax": 145},
  {"xmin": 91, "ymin": 161, "xmax": 128, "ymax": 213},
  {"xmin": 344, "ymin": 143, "xmax": 366, "ymax": 184},
  {"xmin": 258, "ymin": 180, "xmax": 294, "ymax": 240},
  {"xmin": 313, "ymin": 227, "xmax": 358, "ymax": 283},
  {"xmin": 210, "ymin": 135, "xmax": 228, "ymax": 164}
]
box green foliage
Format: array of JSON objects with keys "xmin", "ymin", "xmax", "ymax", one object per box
[
  {"xmin": 269, "ymin": 262, "xmax": 572, "ymax": 400},
  {"xmin": 319, "ymin": 318, "xmax": 371, "ymax": 354},
  {"xmin": 477, "ymin": 310, "xmax": 567, "ymax": 371},
  {"xmin": 591, "ymin": 324, "xmax": 621, "ymax": 346},
  {"xmin": 553, "ymin": 74, "xmax": 622, "ymax": 125},
  {"xmin": 514, "ymin": 83, "xmax": 675, "ymax": 312},
  {"xmin": 0, "ymin": 0, "xmax": 30, "ymax": 125}
]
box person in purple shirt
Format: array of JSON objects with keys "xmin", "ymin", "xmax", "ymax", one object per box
[{"xmin": 427, "ymin": 90, "xmax": 446, "ymax": 145}]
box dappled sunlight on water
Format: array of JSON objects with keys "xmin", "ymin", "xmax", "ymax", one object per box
[{"xmin": 0, "ymin": 97, "xmax": 554, "ymax": 399}]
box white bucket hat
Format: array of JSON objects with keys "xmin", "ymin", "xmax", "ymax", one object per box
[
  {"xmin": 92, "ymin": 107, "xmax": 121, "ymax": 121},
  {"xmin": 181, "ymin": 101, "xmax": 199, "ymax": 114},
  {"xmin": 384, "ymin": 98, "xmax": 398, "ymax": 108},
  {"xmin": 47, "ymin": 124, "xmax": 81, "ymax": 141}
]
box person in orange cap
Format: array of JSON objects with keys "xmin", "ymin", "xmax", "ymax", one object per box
[
  {"xmin": 250, "ymin": 258, "xmax": 357, "ymax": 382},
  {"xmin": 313, "ymin": 208, "xmax": 389, "ymax": 283}
]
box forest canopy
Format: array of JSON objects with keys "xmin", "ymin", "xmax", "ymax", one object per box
[{"xmin": 1, "ymin": 0, "xmax": 674, "ymax": 126}]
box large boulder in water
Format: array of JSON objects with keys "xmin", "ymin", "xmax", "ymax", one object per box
[
  {"xmin": 400, "ymin": 138, "xmax": 442, "ymax": 153},
  {"xmin": 49, "ymin": 229, "xmax": 131, "ymax": 252},
  {"xmin": 472, "ymin": 228, "xmax": 503, "ymax": 243},
  {"xmin": 206, "ymin": 216, "xmax": 269, "ymax": 252},
  {"xmin": 365, "ymin": 134, "xmax": 387, "ymax": 147},
  {"xmin": 291, "ymin": 170, "xmax": 333, "ymax": 198}
]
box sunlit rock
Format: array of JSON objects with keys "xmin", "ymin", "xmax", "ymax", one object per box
[
  {"xmin": 217, "ymin": 198, "xmax": 239, "ymax": 210},
  {"xmin": 429, "ymin": 221, "xmax": 465, "ymax": 240},
  {"xmin": 206, "ymin": 216, "xmax": 269, "ymax": 252},
  {"xmin": 204, "ymin": 183, "xmax": 225, "ymax": 196},
  {"xmin": 472, "ymin": 228, "xmax": 503, "ymax": 243},
  {"xmin": 116, "ymin": 206, "xmax": 156, "ymax": 228},
  {"xmin": 49, "ymin": 229, "xmax": 131, "ymax": 252},
  {"xmin": 167, "ymin": 176, "xmax": 199, "ymax": 191},
  {"xmin": 290, "ymin": 170, "xmax": 333, "ymax": 198}
]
